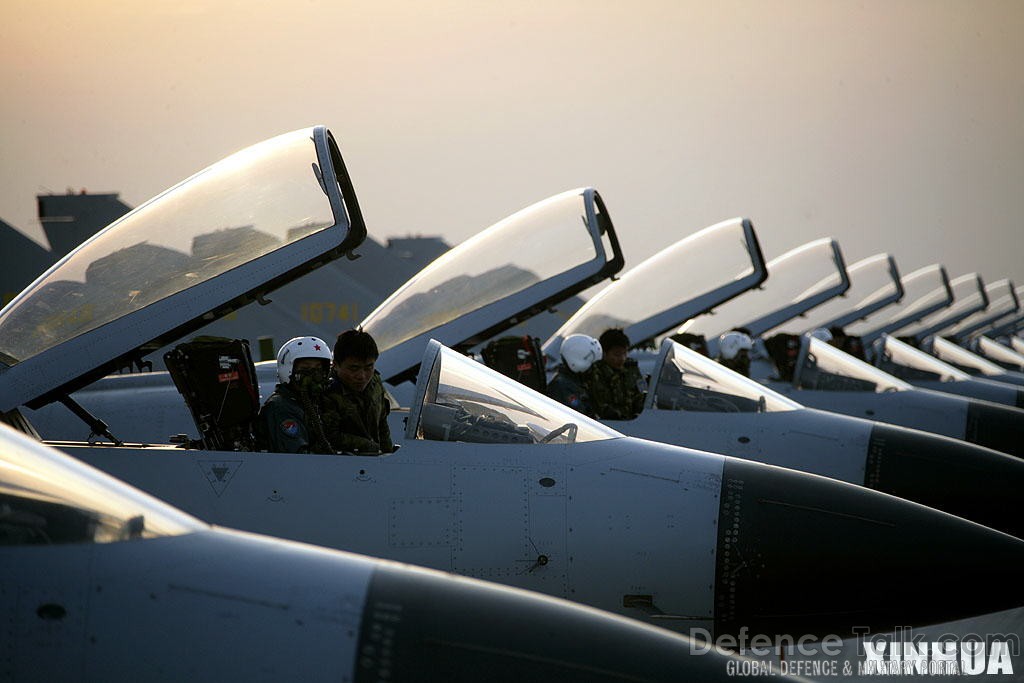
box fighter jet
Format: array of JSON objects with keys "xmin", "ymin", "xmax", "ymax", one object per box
[
  {"xmin": 859, "ymin": 276, "xmax": 1024, "ymax": 402},
  {"xmin": 3, "ymin": 133, "xmax": 1023, "ymax": 641},
  {"xmin": 533, "ymin": 239, "xmax": 1024, "ymax": 538},
  {"xmin": 356, "ymin": 218, "xmax": 1024, "ymax": 538},
  {"xmin": 790, "ymin": 333, "xmax": 1024, "ymax": 455},
  {"xmin": 1, "ymin": 422, "xmax": 785, "ymax": 683},
  {"xmin": 356, "ymin": 212, "xmax": 1024, "ymax": 540},
  {"xmin": 886, "ymin": 275, "xmax": 1024, "ymax": 386},
  {"xmin": 830, "ymin": 269, "xmax": 1024, "ymax": 398},
  {"xmin": 39, "ymin": 339, "xmax": 1024, "ymax": 640},
  {"xmin": 677, "ymin": 241, "xmax": 1024, "ymax": 457},
  {"xmin": 952, "ymin": 284, "xmax": 1024, "ymax": 372},
  {"xmin": 893, "ymin": 281, "xmax": 1024, "ymax": 385}
]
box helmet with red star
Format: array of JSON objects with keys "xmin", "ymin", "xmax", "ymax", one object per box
[{"xmin": 276, "ymin": 336, "xmax": 333, "ymax": 384}]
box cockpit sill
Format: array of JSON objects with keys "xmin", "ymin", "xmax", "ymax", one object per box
[{"xmin": 11, "ymin": 336, "xmax": 627, "ymax": 452}]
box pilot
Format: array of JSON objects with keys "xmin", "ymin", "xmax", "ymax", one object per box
[
  {"xmin": 321, "ymin": 329, "xmax": 394, "ymax": 455},
  {"xmin": 827, "ymin": 324, "xmax": 867, "ymax": 359},
  {"xmin": 717, "ymin": 330, "xmax": 754, "ymax": 377},
  {"xmin": 669, "ymin": 332, "xmax": 710, "ymax": 357},
  {"xmin": 586, "ymin": 328, "xmax": 646, "ymax": 420},
  {"xmin": 546, "ymin": 334, "xmax": 602, "ymax": 417},
  {"xmin": 257, "ymin": 336, "xmax": 335, "ymax": 454}
]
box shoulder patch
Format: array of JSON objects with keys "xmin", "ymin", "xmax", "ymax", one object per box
[{"xmin": 280, "ymin": 419, "xmax": 300, "ymax": 437}]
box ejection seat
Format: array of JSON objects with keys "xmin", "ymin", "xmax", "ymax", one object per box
[
  {"xmin": 481, "ymin": 335, "xmax": 548, "ymax": 393},
  {"xmin": 164, "ymin": 337, "xmax": 260, "ymax": 451}
]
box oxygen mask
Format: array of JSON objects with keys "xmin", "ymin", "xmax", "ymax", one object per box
[{"xmin": 292, "ymin": 366, "xmax": 328, "ymax": 395}]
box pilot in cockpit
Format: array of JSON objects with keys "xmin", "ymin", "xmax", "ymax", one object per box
[
  {"xmin": 716, "ymin": 330, "xmax": 754, "ymax": 377},
  {"xmin": 546, "ymin": 334, "xmax": 602, "ymax": 417},
  {"xmin": 587, "ymin": 328, "xmax": 646, "ymax": 420},
  {"xmin": 321, "ymin": 330, "xmax": 394, "ymax": 455},
  {"xmin": 257, "ymin": 336, "xmax": 335, "ymax": 454}
]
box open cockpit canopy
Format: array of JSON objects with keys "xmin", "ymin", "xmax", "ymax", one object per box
[
  {"xmin": 984, "ymin": 286, "xmax": 1024, "ymax": 340},
  {"xmin": 679, "ymin": 238, "xmax": 849, "ymax": 353},
  {"xmin": 845, "ymin": 265, "xmax": 952, "ymax": 344},
  {"xmin": 363, "ymin": 188, "xmax": 624, "ymax": 385},
  {"xmin": 896, "ymin": 274, "xmax": 988, "ymax": 342},
  {"xmin": 770, "ymin": 254, "xmax": 902, "ymax": 335},
  {"xmin": 543, "ymin": 217, "xmax": 765, "ymax": 360},
  {"xmin": 944, "ymin": 279, "xmax": 1019, "ymax": 341},
  {"xmin": 0, "ymin": 126, "xmax": 365, "ymax": 412}
]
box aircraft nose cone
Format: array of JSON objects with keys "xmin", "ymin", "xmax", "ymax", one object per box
[
  {"xmin": 362, "ymin": 562, "xmax": 779, "ymax": 682},
  {"xmin": 714, "ymin": 458, "xmax": 1024, "ymax": 640},
  {"xmin": 864, "ymin": 422, "xmax": 1024, "ymax": 539},
  {"xmin": 964, "ymin": 400, "xmax": 1024, "ymax": 457}
]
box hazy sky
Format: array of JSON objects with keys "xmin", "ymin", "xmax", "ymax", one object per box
[{"xmin": 2, "ymin": 0, "xmax": 1023, "ymax": 290}]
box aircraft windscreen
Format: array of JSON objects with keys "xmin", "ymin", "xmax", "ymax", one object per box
[
  {"xmin": 795, "ymin": 336, "xmax": 912, "ymax": 393},
  {"xmin": 0, "ymin": 128, "xmax": 336, "ymax": 364},
  {"xmin": 680, "ymin": 238, "xmax": 846, "ymax": 340},
  {"xmin": 549, "ymin": 217, "xmax": 757, "ymax": 342},
  {"xmin": 874, "ymin": 334, "xmax": 969, "ymax": 382},
  {"xmin": 930, "ymin": 336, "xmax": 1006, "ymax": 376},
  {"xmin": 0, "ymin": 424, "xmax": 201, "ymax": 545},
  {"xmin": 846, "ymin": 265, "xmax": 950, "ymax": 338},
  {"xmin": 775, "ymin": 254, "xmax": 901, "ymax": 334},
  {"xmin": 897, "ymin": 274, "xmax": 986, "ymax": 339},
  {"xmin": 363, "ymin": 189, "xmax": 601, "ymax": 354},
  {"xmin": 1012, "ymin": 336, "xmax": 1024, "ymax": 355},
  {"xmin": 411, "ymin": 344, "xmax": 620, "ymax": 445},
  {"xmin": 973, "ymin": 336, "xmax": 1024, "ymax": 369},
  {"xmin": 651, "ymin": 340, "xmax": 800, "ymax": 413}
]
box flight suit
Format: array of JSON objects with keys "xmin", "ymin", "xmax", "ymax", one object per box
[
  {"xmin": 546, "ymin": 368, "xmax": 596, "ymax": 417},
  {"xmin": 586, "ymin": 358, "xmax": 646, "ymax": 420},
  {"xmin": 257, "ymin": 383, "xmax": 333, "ymax": 454},
  {"xmin": 321, "ymin": 371, "xmax": 394, "ymax": 454}
]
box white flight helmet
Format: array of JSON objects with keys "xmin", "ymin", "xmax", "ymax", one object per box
[
  {"xmin": 276, "ymin": 336, "xmax": 333, "ymax": 384},
  {"xmin": 560, "ymin": 334, "xmax": 603, "ymax": 373},
  {"xmin": 809, "ymin": 328, "xmax": 833, "ymax": 343},
  {"xmin": 718, "ymin": 331, "xmax": 753, "ymax": 360}
]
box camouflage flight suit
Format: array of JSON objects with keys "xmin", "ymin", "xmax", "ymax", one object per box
[
  {"xmin": 321, "ymin": 371, "xmax": 394, "ymax": 455},
  {"xmin": 257, "ymin": 383, "xmax": 334, "ymax": 454},
  {"xmin": 586, "ymin": 358, "xmax": 646, "ymax": 420},
  {"xmin": 546, "ymin": 368, "xmax": 596, "ymax": 417}
]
